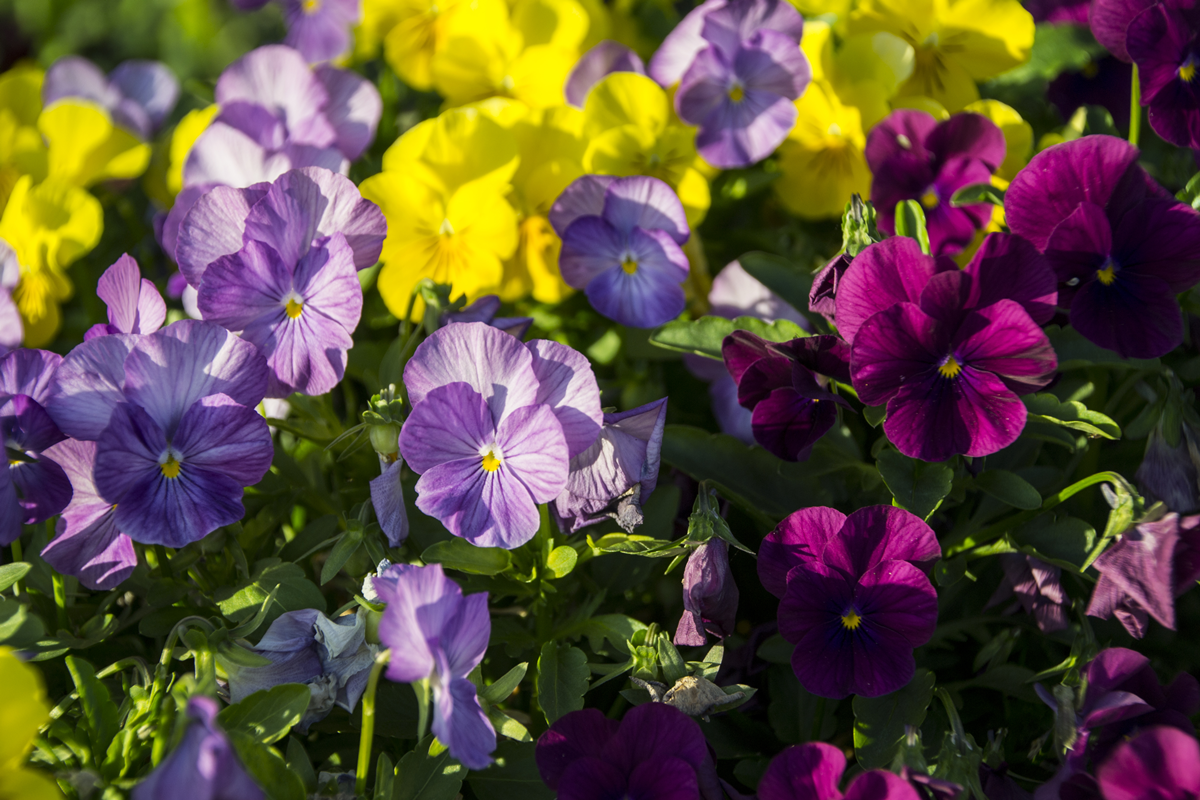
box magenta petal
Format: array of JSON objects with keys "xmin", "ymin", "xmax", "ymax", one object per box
[
  {"xmin": 1090, "ymin": 517, "xmax": 1180, "ymax": 629},
  {"xmin": 1114, "ymin": 198, "xmax": 1200, "ymax": 293},
  {"xmin": 845, "ymin": 770, "xmax": 923, "ymax": 800},
  {"xmin": 926, "ymin": 112, "xmax": 1006, "ymax": 170},
  {"xmin": 526, "ymin": 339, "xmax": 603, "ymax": 457},
  {"xmin": 963, "ymin": 233, "xmax": 1058, "ymax": 324},
  {"xmin": 604, "ymin": 703, "xmax": 709, "ymax": 775},
  {"xmin": 1044, "ymin": 201, "xmax": 1113, "ymax": 291},
  {"xmin": 757, "ymin": 743, "xmax": 846, "ymax": 800},
  {"xmin": 557, "ymin": 758, "xmax": 629, "ymax": 800},
  {"xmin": 624, "ymin": 758, "xmax": 701, "ymax": 800},
  {"xmin": 1097, "ymin": 727, "xmax": 1200, "ymax": 800},
  {"xmin": 1090, "ymin": 0, "xmax": 1157, "ymax": 61},
  {"xmin": 1070, "ymin": 269, "xmax": 1182, "ymax": 359},
  {"xmin": 834, "ymin": 238, "xmax": 952, "ymax": 345},
  {"xmin": 849, "ymin": 302, "xmax": 940, "ymax": 407},
  {"xmin": 758, "ymin": 506, "xmax": 847, "ymax": 598},
  {"xmin": 537, "ymin": 709, "xmax": 621, "ymax": 790},
  {"xmin": 954, "ymin": 300, "xmax": 1057, "ymax": 394},
  {"xmin": 865, "ymin": 109, "xmax": 940, "ymax": 168},
  {"xmin": 823, "ymin": 506, "xmax": 941, "ymax": 577},
  {"xmin": 750, "ymin": 382, "xmax": 839, "ymax": 461},
  {"xmin": 722, "ymin": 330, "xmax": 775, "ymax": 384}
]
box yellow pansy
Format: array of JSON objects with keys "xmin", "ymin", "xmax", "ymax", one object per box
[
  {"xmin": 511, "ymin": 0, "xmax": 590, "ymax": 51},
  {"xmin": 39, "ymin": 101, "xmax": 151, "ymax": 188},
  {"xmin": 774, "ymin": 81, "xmax": 872, "ymax": 220},
  {"xmin": 381, "ymin": 103, "xmax": 519, "ymax": 195},
  {"xmin": 963, "ymin": 98, "xmax": 1032, "ymax": 181},
  {"xmin": 166, "ymin": 104, "xmax": 218, "ymax": 197},
  {"xmin": 361, "ymin": 171, "xmax": 519, "ymax": 318},
  {"xmin": 378, "ymin": 0, "xmax": 509, "ymax": 92},
  {"xmin": 803, "ymin": 20, "xmax": 913, "ymax": 129},
  {"xmin": 581, "ymin": 72, "xmax": 710, "ymax": 226},
  {"xmin": 891, "ymin": 94, "xmax": 951, "ymax": 118},
  {"xmin": 0, "ymin": 648, "xmax": 62, "ymax": 799},
  {"xmin": 0, "ymin": 175, "xmax": 103, "ymax": 345},
  {"xmin": 0, "ymin": 64, "xmax": 49, "ymax": 205},
  {"xmin": 848, "ymin": 0, "xmax": 1035, "ymax": 111}
]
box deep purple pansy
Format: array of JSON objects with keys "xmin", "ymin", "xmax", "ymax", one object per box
[
  {"xmin": 1088, "ymin": 0, "xmax": 1167, "ymax": 62},
  {"xmin": 757, "ymin": 742, "xmax": 922, "ymax": 800},
  {"xmin": 1006, "ymin": 135, "xmax": 1200, "ymax": 359},
  {"xmin": 84, "ymin": 254, "xmax": 167, "ymax": 341},
  {"xmin": 552, "ymin": 398, "xmax": 667, "ymax": 534},
  {"xmin": 536, "ymin": 704, "xmax": 717, "ymax": 800},
  {"xmin": 552, "ymin": 174, "xmax": 690, "ymax": 328},
  {"xmin": 375, "ymin": 563, "xmax": 496, "ymax": 770},
  {"xmin": 866, "ymin": 110, "xmax": 1006, "ymax": 256},
  {"xmin": 131, "ymin": 696, "xmax": 264, "ymax": 800},
  {"xmin": 1097, "ymin": 727, "xmax": 1200, "ymax": 800},
  {"xmin": 1127, "ymin": 4, "xmax": 1200, "ymax": 149},
  {"xmin": 44, "ymin": 55, "xmax": 180, "ymax": 139},
  {"xmin": 565, "ymin": 41, "xmax": 647, "ymax": 108},
  {"xmin": 1086, "ymin": 512, "xmax": 1200, "ymax": 637},
  {"xmin": 0, "ymin": 349, "xmax": 70, "ymax": 545},
  {"xmin": 760, "ymin": 505, "xmax": 940, "ymax": 698},
  {"xmin": 674, "ymin": 537, "xmax": 740, "ymax": 646}
]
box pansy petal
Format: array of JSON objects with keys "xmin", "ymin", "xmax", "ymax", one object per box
[
  {"xmin": 1069, "ymin": 269, "xmax": 1182, "ymax": 359},
  {"xmin": 601, "ymin": 176, "xmax": 689, "ymax": 244},
  {"xmin": 964, "ymin": 233, "xmax": 1058, "ymax": 324},
  {"xmin": 526, "ymin": 339, "xmax": 603, "ymax": 457},
  {"xmin": 758, "ymin": 506, "xmax": 847, "ymax": 598},
  {"xmin": 495, "ymin": 403, "xmax": 570, "ymax": 503},
  {"xmin": 834, "ymin": 238, "xmax": 952, "ymax": 344},
  {"xmin": 399, "ymin": 382, "xmax": 496, "ymax": 473},
  {"xmin": 822, "ymin": 506, "xmax": 941, "ymax": 578},
  {"xmin": 549, "ymin": 175, "xmax": 616, "ymax": 235},
  {"xmin": 176, "ymin": 183, "xmax": 271, "ymax": 286},
  {"xmin": 757, "ymin": 744, "xmax": 846, "ymax": 800},
  {"xmin": 314, "ymin": 65, "xmax": 382, "ymax": 162},
  {"xmin": 370, "ymin": 459, "xmax": 409, "ymax": 547},
  {"xmin": 537, "ymin": 709, "xmax": 621, "ymax": 790},
  {"xmin": 172, "ymin": 394, "xmax": 274, "ymax": 485},
  {"xmin": 559, "ymin": 215, "xmax": 627, "ymax": 288},
  {"xmin": 431, "ymin": 677, "xmax": 496, "ymax": 771},
  {"xmin": 45, "ymin": 334, "xmax": 137, "ymax": 441}
]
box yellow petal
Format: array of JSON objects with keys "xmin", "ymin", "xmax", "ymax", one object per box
[
  {"xmin": 0, "ymin": 647, "xmax": 51, "ymax": 769},
  {"xmin": 382, "ymin": 105, "xmax": 520, "ymax": 195},
  {"xmin": 895, "ymin": 51, "xmax": 979, "ymax": 112},
  {"xmin": 521, "ymin": 215, "xmax": 573, "ymax": 303},
  {"xmin": 936, "ymin": 0, "xmax": 1035, "ymax": 78},
  {"xmin": 0, "ymin": 175, "xmax": 103, "ymax": 274},
  {"xmin": 40, "ymin": 101, "xmax": 150, "ymax": 187},
  {"xmin": 508, "ymin": 45, "xmax": 578, "ymax": 109},
  {"xmin": 891, "ymin": 94, "xmax": 950, "ymax": 119},
  {"xmin": 0, "ymin": 64, "xmax": 44, "ymax": 128},
  {"xmin": 582, "ymin": 72, "xmax": 668, "ymax": 139},
  {"xmin": 0, "ymin": 767, "xmax": 63, "ymax": 800},
  {"xmin": 963, "ymin": 98, "xmax": 1032, "ymax": 180},
  {"xmin": 511, "ymin": 0, "xmax": 589, "ymax": 51},
  {"xmin": 167, "ymin": 104, "xmax": 218, "ymax": 197},
  {"xmin": 775, "ymin": 83, "xmax": 871, "ymax": 220}
]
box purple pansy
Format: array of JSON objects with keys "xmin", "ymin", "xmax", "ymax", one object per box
[
  {"xmin": 370, "ymin": 459, "xmax": 410, "ymax": 546},
  {"xmin": 985, "ymin": 554, "xmax": 1069, "ymax": 633},
  {"xmin": 759, "ymin": 505, "xmax": 941, "ymax": 698},
  {"xmin": 552, "ymin": 175, "xmax": 690, "ymax": 328},
  {"xmin": 44, "ymin": 55, "xmax": 179, "ymax": 138},
  {"xmin": 441, "ymin": 295, "xmax": 533, "ymax": 339},
  {"xmin": 375, "ymin": 563, "xmax": 496, "ymax": 770},
  {"xmin": 1027, "ymin": 0, "xmax": 1090, "ymax": 24},
  {"xmin": 721, "ymin": 330, "xmax": 850, "ymax": 462},
  {"xmin": 808, "ymin": 253, "xmax": 852, "ymax": 326},
  {"xmin": 224, "ymin": 609, "xmax": 377, "ymax": 732},
  {"xmin": 536, "ymin": 704, "xmax": 717, "ymax": 800},
  {"xmin": 866, "ymin": 110, "xmax": 1006, "ymax": 256},
  {"xmin": 84, "ymin": 254, "xmax": 167, "ymax": 341},
  {"xmin": 648, "ymin": 0, "xmax": 805, "ymax": 88},
  {"xmin": 674, "ymin": 537, "xmax": 740, "ymax": 646},
  {"xmin": 552, "ymin": 398, "xmax": 667, "ymax": 534},
  {"xmin": 46, "ymin": 321, "xmax": 274, "ymax": 547},
  {"xmin": 757, "ymin": 742, "xmax": 922, "ymax": 800},
  {"xmin": 565, "ymin": 41, "xmax": 647, "ymax": 108},
  {"xmin": 40, "ymin": 438, "xmax": 137, "ymax": 590},
  {"xmin": 0, "ymin": 349, "xmax": 70, "ymax": 545},
  {"xmin": 131, "ymin": 696, "xmax": 264, "ymax": 800},
  {"xmin": 1089, "ymin": 0, "xmax": 1161, "ymax": 62},
  {"xmin": 674, "ymin": 24, "xmax": 810, "ymax": 169},
  {"xmin": 231, "ymin": 0, "xmax": 361, "ymax": 63},
  {"xmin": 1006, "ymin": 135, "xmax": 1200, "ymax": 359},
  {"xmin": 1097, "ymin": 727, "xmax": 1200, "ymax": 800},
  {"xmin": 1086, "ymin": 512, "xmax": 1200, "ymax": 637},
  {"xmin": 1127, "ymin": 4, "xmax": 1200, "ymax": 149}
]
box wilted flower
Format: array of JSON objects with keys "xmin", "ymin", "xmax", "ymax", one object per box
[
  {"xmin": 375, "ymin": 563, "xmax": 496, "ymax": 770},
  {"xmin": 985, "ymin": 554, "xmax": 1069, "ymax": 633},
  {"xmin": 1005, "ymin": 135, "xmax": 1200, "ymax": 359},
  {"xmin": 131, "ymin": 696, "xmax": 264, "ymax": 800},
  {"xmin": 565, "ymin": 41, "xmax": 647, "ymax": 108},
  {"xmin": 866, "ymin": 110, "xmax": 1006, "ymax": 256},
  {"xmin": 552, "ymin": 174, "xmax": 690, "ymax": 328},
  {"xmin": 758, "ymin": 742, "xmax": 921, "ymax": 800},
  {"xmin": 0, "ymin": 348, "xmax": 69, "ymax": 545},
  {"xmin": 552, "ymin": 398, "xmax": 667, "ymax": 534},
  {"xmin": 224, "ymin": 609, "xmax": 377, "ymax": 732},
  {"xmin": 43, "ymin": 55, "xmax": 179, "ymax": 139},
  {"xmin": 536, "ymin": 704, "xmax": 717, "ymax": 799},
  {"xmin": 84, "ymin": 254, "xmax": 167, "ymax": 341},
  {"xmin": 1096, "ymin": 727, "xmax": 1200, "ymax": 800},
  {"xmin": 760, "ymin": 505, "xmax": 941, "ymax": 698},
  {"xmin": 1086, "ymin": 512, "xmax": 1200, "ymax": 637},
  {"xmin": 47, "ymin": 321, "xmax": 273, "ymax": 547},
  {"xmin": 1135, "ymin": 421, "xmax": 1200, "ymax": 514},
  {"xmin": 675, "ymin": 538, "xmax": 740, "ymax": 646}
]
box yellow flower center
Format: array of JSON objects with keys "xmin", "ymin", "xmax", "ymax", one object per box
[
  {"xmin": 160, "ymin": 455, "xmax": 182, "ymax": 479},
  {"xmin": 938, "ymin": 355, "xmax": 962, "ymax": 379},
  {"xmin": 729, "ymin": 85, "xmax": 745, "ymax": 103},
  {"xmin": 1096, "ymin": 260, "xmax": 1117, "ymax": 285},
  {"xmin": 621, "ymin": 258, "xmax": 638, "ymax": 275},
  {"xmin": 920, "ymin": 190, "xmax": 939, "ymax": 210},
  {"xmin": 841, "ymin": 610, "xmax": 862, "ymax": 630},
  {"xmin": 481, "ymin": 450, "xmax": 502, "ymax": 472},
  {"xmin": 303, "ymin": 0, "xmax": 321, "ymax": 12},
  {"xmin": 285, "ymin": 298, "xmax": 304, "ymax": 319},
  {"xmin": 1181, "ymin": 62, "xmax": 1197, "ymax": 83}
]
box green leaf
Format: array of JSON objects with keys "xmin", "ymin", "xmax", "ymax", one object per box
[
  {"xmin": 217, "ymin": 684, "xmax": 312, "ymax": 746},
  {"xmin": 934, "ymin": 556, "xmax": 969, "ymax": 587},
  {"xmin": 894, "ymin": 200, "xmax": 930, "ymax": 255},
  {"xmin": 536, "ymin": 642, "xmax": 590, "ymax": 724},
  {"xmin": 975, "ymin": 470, "xmax": 1042, "ymax": 510},
  {"xmin": 392, "ymin": 737, "xmax": 466, "ymax": 800},
  {"xmin": 989, "ymin": 23, "xmax": 1106, "ymax": 85},
  {"xmin": 321, "ymin": 524, "xmax": 364, "ymax": 585},
  {"xmin": 736, "ymin": 252, "xmax": 813, "ymax": 313},
  {"xmin": 852, "ymin": 668, "xmax": 936, "ymax": 769},
  {"xmin": 0, "ymin": 598, "xmax": 44, "ymax": 647},
  {"xmin": 649, "ymin": 316, "xmax": 807, "ymax": 360},
  {"xmin": 1024, "ymin": 393, "xmax": 1121, "ymax": 439},
  {"xmin": 422, "ymin": 538, "xmax": 513, "ymax": 576},
  {"xmin": 0, "ymin": 562, "xmax": 31, "ymax": 593},
  {"xmin": 1015, "ymin": 516, "xmax": 1096, "ymax": 571},
  {"xmin": 480, "ymin": 663, "xmax": 528, "ymax": 705},
  {"xmin": 950, "ymin": 183, "xmax": 1005, "ymax": 207},
  {"xmin": 545, "ymin": 545, "xmax": 578, "ymax": 579},
  {"xmin": 217, "ymin": 640, "xmax": 275, "ymax": 668},
  {"xmin": 1178, "ymin": 170, "xmax": 1200, "ymax": 211},
  {"xmin": 216, "ymin": 563, "xmax": 326, "ymax": 627},
  {"xmin": 286, "ymin": 736, "xmax": 318, "ymax": 793},
  {"xmin": 468, "ymin": 741, "xmax": 554, "ymax": 800},
  {"xmin": 227, "ymin": 730, "xmax": 307, "ymax": 800},
  {"xmin": 576, "ymin": 614, "xmax": 648, "ymax": 656},
  {"xmin": 657, "ymin": 635, "xmax": 688, "ymax": 685},
  {"xmin": 1047, "ymin": 326, "xmax": 1159, "ymax": 371},
  {"xmin": 586, "ymin": 533, "xmax": 686, "ymax": 558},
  {"xmin": 65, "ymin": 656, "xmax": 120, "ymax": 762},
  {"xmin": 876, "ymin": 450, "xmax": 953, "ymax": 520},
  {"xmin": 863, "ymin": 405, "xmax": 887, "ymax": 428}
]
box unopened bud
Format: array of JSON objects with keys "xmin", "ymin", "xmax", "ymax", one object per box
[{"xmin": 369, "ymin": 422, "xmax": 400, "ymax": 457}]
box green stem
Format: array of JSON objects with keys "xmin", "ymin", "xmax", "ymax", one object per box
[
  {"xmin": 10, "ymin": 540, "xmax": 21, "ymax": 595},
  {"xmin": 154, "ymin": 544, "xmax": 173, "ymax": 578},
  {"xmin": 414, "ymin": 676, "xmax": 431, "ymax": 742},
  {"xmin": 810, "ymin": 695, "xmax": 827, "ymax": 742},
  {"xmin": 356, "ymin": 650, "xmax": 391, "ymax": 797},
  {"xmin": 1130, "ymin": 63, "xmax": 1141, "ymax": 147},
  {"xmin": 52, "ymin": 570, "xmax": 68, "ymax": 630}
]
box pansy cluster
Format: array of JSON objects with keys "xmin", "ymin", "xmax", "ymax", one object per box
[{"xmin": 4, "ymin": 0, "xmax": 1200, "ymax": 798}]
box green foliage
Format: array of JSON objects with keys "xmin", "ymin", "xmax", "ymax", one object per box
[
  {"xmin": 392, "ymin": 737, "xmax": 467, "ymax": 800},
  {"xmin": 536, "ymin": 641, "xmax": 590, "ymax": 724},
  {"xmin": 649, "ymin": 316, "xmax": 808, "ymax": 360},
  {"xmin": 852, "ymin": 669, "xmax": 935, "ymax": 769},
  {"xmin": 876, "ymin": 450, "xmax": 954, "ymax": 520},
  {"xmin": 217, "ymin": 684, "xmax": 312, "ymax": 746}
]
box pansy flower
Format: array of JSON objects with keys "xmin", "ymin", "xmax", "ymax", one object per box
[
  {"xmin": 1005, "ymin": 136, "xmax": 1200, "ymax": 359},
  {"xmin": 84, "ymin": 254, "xmax": 167, "ymax": 341},
  {"xmin": 866, "ymin": 110, "xmax": 1006, "ymax": 255},
  {"xmin": 759, "ymin": 505, "xmax": 941, "ymax": 698},
  {"xmin": 232, "ymin": 0, "xmax": 362, "ymax": 64},
  {"xmin": 758, "ymin": 742, "xmax": 921, "ymax": 800},
  {"xmin": 1127, "ymin": 5, "xmax": 1200, "ymax": 149},
  {"xmin": 1097, "ymin": 727, "xmax": 1200, "ymax": 800},
  {"xmin": 551, "ymin": 174, "xmax": 690, "ymax": 328},
  {"xmin": 43, "ymin": 55, "xmax": 179, "ymax": 139},
  {"xmin": 565, "ymin": 41, "xmax": 647, "ymax": 108}
]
